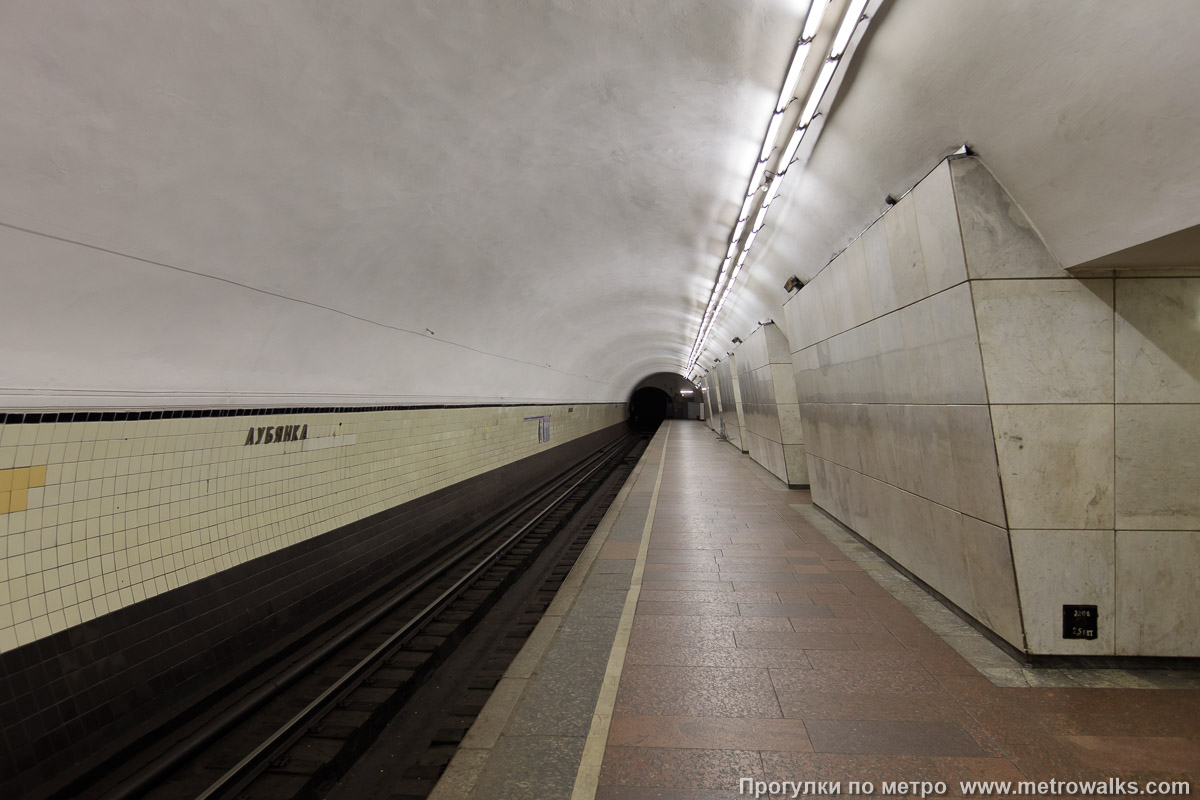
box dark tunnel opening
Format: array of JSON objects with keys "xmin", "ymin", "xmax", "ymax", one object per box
[{"xmin": 627, "ymin": 387, "xmax": 672, "ymax": 433}]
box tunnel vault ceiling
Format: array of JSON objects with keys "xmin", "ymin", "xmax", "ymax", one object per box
[{"xmin": 1, "ymin": 1, "xmax": 1198, "ymax": 408}]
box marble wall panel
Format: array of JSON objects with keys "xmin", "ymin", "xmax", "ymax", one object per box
[
  {"xmin": 946, "ymin": 405, "xmax": 1007, "ymax": 527},
  {"xmin": 883, "ymin": 192, "xmax": 930, "ymax": 308},
  {"xmin": 1115, "ymin": 530, "xmax": 1200, "ymax": 657},
  {"xmin": 844, "ymin": 238, "xmax": 875, "ymax": 328},
  {"xmin": 746, "ymin": 431, "xmax": 787, "ymax": 484},
  {"xmin": 912, "ymin": 159, "xmax": 969, "ymax": 295},
  {"xmin": 991, "ymin": 404, "xmax": 1115, "ymax": 530},
  {"xmin": 1116, "ymin": 404, "xmax": 1200, "ymax": 530},
  {"xmin": 1010, "ymin": 529, "xmax": 1116, "ymax": 655},
  {"xmin": 863, "ymin": 221, "xmax": 898, "ymax": 319},
  {"xmin": 899, "ymin": 300, "xmax": 943, "ymax": 404},
  {"xmin": 783, "ymin": 444, "xmax": 809, "ymax": 486},
  {"xmin": 764, "ymin": 320, "xmax": 792, "ymax": 365},
  {"xmin": 715, "ymin": 359, "xmax": 744, "ymax": 451},
  {"xmin": 950, "ymin": 156, "xmax": 1065, "ymax": 280},
  {"xmin": 973, "ymin": 279, "xmax": 1115, "ymax": 403},
  {"xmin": 1115, "ymin": 277, "xmax": 1200, "ymax": 403},
  {"xmin": 960, "ymin": 515, "xmax": 1024, "ymax": 648},
  {"xmin": 927, "ymin": 284, "xmax": 988, "ymax": 404}
]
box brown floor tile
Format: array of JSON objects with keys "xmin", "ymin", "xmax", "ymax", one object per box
[
  {"xmin": 614, "ymin": 665, "xmax": 783, "ymax": 717},
  {"xmin": 643, "ymin": 566, "xmax": 721, "ymax": 578},
  {"xmin": 634, "ymin": 615, "xmax": 794, "ymax": 634},
  {"xmin": 625, "ymin": 645, "xmax": 813, "ymax": 669},
  {"xmin": 636, "ymin": 601, "xmax": 741, "ymax": 616},
  {"xmin": 719, "ymin": 571, "xmax": 815, "ymax": 583},
  {"xmin": 738, "ymin": 603, "xmax": 832, "ymax": 618},
  {"xmin": 639, "ymin": 590, "xmax": 783, "ymax": 605},
  {"xmin": 851, "ymin": 632, "xmax": 908, "ymax": 651},
  {"xmin": 597, "ymin": 425, "xmax": 1200, "ymax": 797},
  {"xmin": 645, "ymin": 552, "xmax": 719, "ymax": 564},
  {"xmin": 639, "ymin": 580, "xmax": 735, "ymax": 593},
  {"xmin": 734, "ymin": 631, "xmax": 861, "ymax": 651},
  {"xmin": 628, "ymin": 627, "xmax": 735, "ymax": 650},
  {"xmin": 599, "ymin": 746, "xmax": 764, "ymax": 790},
  {"xmin": 804, "ymin": 719, "xmax": 986, "ymax": 757},
  {"xmin": 775, "ymin": 691, "xmax": 974, "ymax": 722},
  {"xmin": 770, "ymin": 666, "xmax": 944, "ymax": 696},
  {"xmin": 789, "ymin": 618, "xmax": 886, "ymax": 634},
  {"xmin": 733, "ymin": 580, "xmax": 828, "ymax": 593},
  {"xmin": 608, "ymin": 715, "xmax": 812, "ymax": 752},
  {"xmin": 715, "ymin": 557, "xmax": 797, "ymax": 570},
  {"xmin": 805, "ymin": 650, "xmax": 929, "ymax": 671}
]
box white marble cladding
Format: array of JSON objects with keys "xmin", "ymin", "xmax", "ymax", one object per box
[
  {"xmin": 791, "ymin": 154, "xmax": 1200, "ymax": 655},
  {"xmin": 714, "ymin": 359, "xmax": 745, "ymax": 452},
  {"xmin": 810, "ymin": 455, "xmax": 1023, "ymax": 648},
  {"xmin": 734, "ymin": 323, "xmax": 807, "ymax": 486},
  {"xmin": 965, "ymin": 211, "xmax": 1200, "ymax": 651},
  {"xmin": 0, "ymin": 403, "xmax": 625, "ymax": 652},
  {"xmin": 784, "ymin": 157, "xmax": 1019, "ymax": 648}
]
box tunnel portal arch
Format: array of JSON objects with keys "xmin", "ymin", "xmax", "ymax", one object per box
[{"xmin": 627, "ymin": 372, "xmax": 699, "ymax": 432}]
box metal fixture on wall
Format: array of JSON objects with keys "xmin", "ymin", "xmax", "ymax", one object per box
[{"xmin": 784, "ymin": 275, "xmax": 805, "ymax": 293}]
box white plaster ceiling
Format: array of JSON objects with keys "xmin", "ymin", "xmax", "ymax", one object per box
[{"xmin": 2, "ymin": 1, "xmax": 1198, "ymax": 407}]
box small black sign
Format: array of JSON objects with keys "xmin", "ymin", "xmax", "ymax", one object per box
[{"xmin": 1062, "ymin": 604, "xmax": 1098, "ymax": 640}]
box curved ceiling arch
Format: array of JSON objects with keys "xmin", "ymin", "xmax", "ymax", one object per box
[{"xmin": 2, "ymin": 1, "xmax": 1197, "ymax": 408}]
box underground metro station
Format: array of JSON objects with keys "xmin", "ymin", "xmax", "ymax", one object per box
[{"xmin": 1, "ymin": 1, "xmax": 1198, "ymax": 798}]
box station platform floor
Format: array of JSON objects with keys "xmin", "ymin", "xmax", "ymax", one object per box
[{"xmin": 427, "ymin": 421, "xmax": 1200, "ymax": 800}]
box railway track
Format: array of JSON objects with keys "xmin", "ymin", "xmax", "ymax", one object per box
[{"xmin": 70, "ymin": 433, "xmax": 645, "ymax": 800}]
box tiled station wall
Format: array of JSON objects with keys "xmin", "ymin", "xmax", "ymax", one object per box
[
  {"xmin": 734, "ymin": 322, "xmax": 808, "ymax": 487},
  {"xmin": 0, "ymin": 402, "xmax": 625, "ymax": 792},
  {"xmin": 714, "ymin": 359, "xmax": 746, "ymax": 452},
  {"xmin": 784, "ymin": 154, "xmax": 1200, "ymax": 657}
]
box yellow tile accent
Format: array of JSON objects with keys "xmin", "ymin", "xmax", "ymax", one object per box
[
  {"xmin": 11, "ymin": 469, "xmax": 29, "ymax": 491},
  {"xmin": 9, "ymin": 489, "xmax": 26, "ymax": 513},
  {"xmin": 0, "ymin": 491, "xmax": 8, "ymax": 513},
  {"xmin": 0, "ymin": 471, "xmax": 9, "ymax": 492},
  {"xmin": 29, "ymin": 465, "xmax": 46, "ymax": 487}
]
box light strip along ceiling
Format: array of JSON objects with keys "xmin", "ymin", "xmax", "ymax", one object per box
[{"xmin": 685, "ymin": 0, "xmax": 877, "ymax": 381}]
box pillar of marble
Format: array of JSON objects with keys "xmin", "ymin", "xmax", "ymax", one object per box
[
  {"xmin": 731, "ymin": 322, "xmax": 808, "ymax": 488},
  {"xmin": 783, "ymin": 154, "xmax": 1200, "ymax": 657}
]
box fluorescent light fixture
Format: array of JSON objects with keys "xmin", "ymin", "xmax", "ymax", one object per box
[
  {"xmin": 747, "ymin": 160, "xmax": 768, "ymax": 196},
  {"xmin": 776, "ymin": 40, "xmax": 812, "ymax": 112},
  {"xmin": 799, "ymin": 58, "xmax": 837, "ymax": 126},
  {"xmin": 752, "ymin": 199, "xmax": 770, "ymax": 232},
  {"xmin": 686, "ymin": 0, "xmax": 881, "ymax": 379},
  {"xmin": 764, "ymin": 172, "xmax": 785, "ymax": 206},
  {"xmin": 802, "ymin": 0, "xmax": 830, "ymax": 40},
  {"xmin": 760, "ymin": 112, "xmax": 785, "ymax": 161},
  {"xmin": 739, "ymin": 196, "xmax": 757, "ymax": 223},
  {"xmin": 731, "ymin": 217, "xmax": 747, "ymax": 244},
  {"xmin": 830, "ymin": 0, "xmax": 870, "ymax": 58},
  {"xmin": 780, "ymin": 124, "xmax": 808, "ymax": 168}
]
